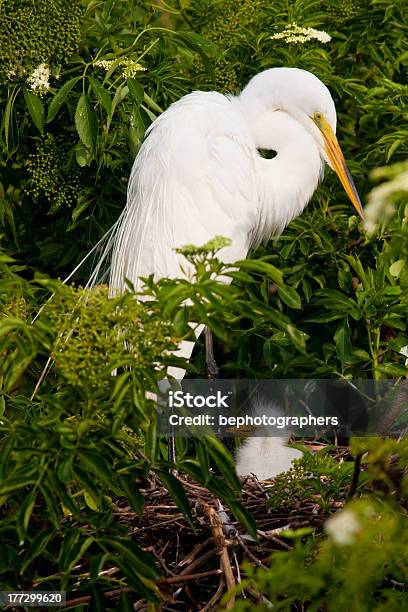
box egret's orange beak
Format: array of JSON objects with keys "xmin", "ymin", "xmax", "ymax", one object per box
[{"xmin": 313, "ymin": 115, "xmax": 364, "ymax": 219}]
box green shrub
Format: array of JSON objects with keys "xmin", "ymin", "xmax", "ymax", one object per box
[
  {"xmin": 224, "ymin": 437, "xmax": 408, "ymax": 611},
  {"xmin": 0, "ymin": 261, "xmax": 260, "ymax": 599}
]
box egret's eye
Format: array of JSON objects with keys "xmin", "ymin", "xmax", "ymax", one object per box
[
  {"xmin": 257, "ymin": 148, "xmax": 277, "ymax": 160},
  {"xmin": 314, "ymin": 112, "xmax": 323, "ymax": 121}
]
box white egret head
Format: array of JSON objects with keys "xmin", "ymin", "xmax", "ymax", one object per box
[{"xmin": 240, "ymin": 67, "xmax": 363, "ymax": 217}]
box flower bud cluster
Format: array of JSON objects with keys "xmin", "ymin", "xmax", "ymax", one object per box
[{"xmin": 0, "ymin": 0, "xmax": 81, "ymax": 83}]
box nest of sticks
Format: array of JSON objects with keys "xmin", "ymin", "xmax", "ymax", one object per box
[{"xmin": 63, "ymin": 443, "xmax": 351, "ymax": 611}]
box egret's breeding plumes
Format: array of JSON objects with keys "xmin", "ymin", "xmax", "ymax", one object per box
[
  {"xmin": 100, "ymin": 67, "xmax": 363, "ymax": 477},
  {"xmin": 109, "ymin": 67, "xmax": 363, "ymax": 295}
]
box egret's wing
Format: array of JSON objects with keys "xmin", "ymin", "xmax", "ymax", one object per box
[
  {"xmin": 108, "ymin": 91, "xmax": 258, "ymax": 292},
  {"xmin": 68, "ymin": 92, "xmax": 258, "ymax": 380}
]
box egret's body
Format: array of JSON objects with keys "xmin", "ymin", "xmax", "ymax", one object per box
[
  {"xmin": 110, "ymin": 68, "xmax": 361, "ymax": 294},
  {"xmin": 105, "ymin": 67, "xmax": 362, "ymax": 478}
]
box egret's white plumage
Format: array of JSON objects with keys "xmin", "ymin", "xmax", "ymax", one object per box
[
  {"xmin": 235, "ymin": 436, "xmax": 302, "ymax": 480},
  {"xmin": 234, "ymin": 397, "xmax": 303, "ymax": 479},
  {"xmin": 93, "ymin": 67, "xmax": 362, "ymax": 478},
  {"xmin": 109, "ymin": 68, "xmax": 342, "ymax": 294}
]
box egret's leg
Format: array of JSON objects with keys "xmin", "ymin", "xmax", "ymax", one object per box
[
  {"xmin": 203, "ymin": 327, "xmax": 235, "ymax": 455},
  {"xmin": 168, "ymin": 430, "xmax": 177, "ymax": 465},
  {"xmin": 204, "ymin": 327, "xmax": 219, "ymax": 379}
]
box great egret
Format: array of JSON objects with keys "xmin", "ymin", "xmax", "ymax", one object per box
[
  {"xmin": 109, "ymin": 67, "xmax": 362, "ymax": 297},
  {"xmin": 103, "ymin": 67, "xmax": 363, "ymax": 477}
]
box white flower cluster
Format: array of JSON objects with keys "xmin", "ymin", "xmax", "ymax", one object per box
[
  {"xmin": 399, "ymin": 344, "xmax": 408, "ymax": 365},
  {"xmin": 27, "ymin": 63, "xmax": 50, "ymax": 95},
  {"xmin": 325, "ymin": 508, "xmax": 361, "ymax": 545},
  {"xmin": 271, "ymin": 23, "xmax": 331, "ymax": 45},
  {"xmin": 7, "ymin": 64, "xmax": 28, "ymax": 80},
  {"xmin": 94, "ymin": 59, "xmax": 114, "ymax": 70},
  {"xmin": 94, "ymin": 58, "xmax": 146, "ymax": 79}
]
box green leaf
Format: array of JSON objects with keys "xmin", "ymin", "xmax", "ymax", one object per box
[
  {"xmin": 88, "ymin": 76, "xmax": 112, "ymax": 116},
  {"xmin": 73, "ymin": 464, "xmax": 102, "ymax": 508},
  {"xmin": 143, "ymin": 92, "xmax": 163, "ymax": 114},
  {"xmin": 90, "ymin": 586, "xmax": 105, "ymax": 612},
  {"xmin": 21, "ymin": 531, "xmax": 52, "ymax": 573},
  {"xmin": 334, "ymin": 319, "xmax": 353, "ymax": 368},
  {"xmin": 79, "ymin": 449, "xmax": 112, "ymax": 485},
  {"xmin": 305, "ymin": 312, "xmax": 345, "ymax": 323},
  {"xmin": 389, "ymin": 259, "xmax": 405, "ymax": 278},
  {"xmin": 350, "ymin": 348, "xmax": 371, "ymax": 362},
  {"xmin": 0, "ymin": 437, "xmax": 14, "ymax": 480},
  {"xmin": 75, "ymin": 93, "xmax": 98, "ymax": 156},
  {"xmin": 107, "ymin": 83, "xmax": 129, "ymax": 130},
  {"xmin": 71, "ymin": 195, "xmax": 92, "ymax": 224},
  {"xmin": 278, "ymin": 285, "xmax": 302, "ymax": 309},
  {"xmin": 119, "ymin": 476, "xmax": 144, "ymax": 516},
  {"xmin": 376, "ymin": 363, "xmax": 407, "ymax": 377},
  {"xmin": 3, "ymin": 86, "xmax": 20, "ymax": 154},
  {"xmin": 74, "ymin": 142, "xmax": 93, "ymax": 167},
  {"xmin": 23, "ymin": 89, "xmax": 44, "ymax": 134},
  {"xmin": 235, "ymin": 259, "xmax": 283, "ymax": 284},
  {"xmin": 17, "ymin": 491, "xmax": 36, "ymax": 543},
  {"xmin": 119, "ymin": 592, "xmax": 135, "ymax": 612},
  {"xmin": 225, "ymin": 498, "xmax": 258, "ymax": 540},
  {"xmin": 58, "ymin": 457, "xmax": 73, "ymax": 484},
  {"xmin": 127, "ymin": 78, "xmax": 144, "ymax": 105},
  {"xmin": 301, "ymin": 278, "xmax": 313, "ymax": 301},
  {"xmin": 47, "ymin": 77, "xmax": 80, "ymax": 122},
  {"xmin": 0, "ymin": 475, "xmax": 35, "ymax": 496},
  {"xmin": 59, "ymin": 534, "xmax": 94, "ymax": 585},
  {"xmin": 173, "ymin": 307, "xmax": 189, "ymax": 336},
  {"xmin": 176, "ymin": 31, "xmax": 217, "ymax": 80},
  {"xmin": 156, "ymin": 470, "xmax": 194, "ymax": 527},
  {"xmin": 58, "ymin": 530, "xmax": 80, "ymax": 571},
  {"xmin": 204, "ymin": 436, "xmax": 241, "ymax": 490},
  {"xmin": 102, "ymin": 538, "xmax": 160, "ymax": 580},
  {"xmin": 383, "ymin": 316, "xmax": 406, "ymax": 331},
  {"xmin": 46, "ymin": 471, "xmax": 79, "ymax": 516},
  {"xmin": 90, "ymin": 552, "xmax": 110, "ymax": 580},
  {"xmin": 39, "ymin": 481, "xmax": 61, "ymax": 528},
  {"xmin": 115, "ymin": 558, "xmax": 159, "ymax": 602},
  {"xmin": 196, "ymin": 440, "xmax": 211, "ymax": 484},
  {"xmin": 84, "ymin": 490, "xmax": 99, "ymax": 511}
]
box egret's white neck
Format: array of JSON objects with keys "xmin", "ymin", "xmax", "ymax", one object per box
[{"xmin": 235, "ymin": 97, "xmax": 324, "ymax": 245}]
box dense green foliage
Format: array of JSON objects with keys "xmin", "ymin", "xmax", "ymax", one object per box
[
  {"xmin": 227, "ymin": 438, "xmax": 408, "ymax": 611},
  {"xmin": 0, "ymin": 0, "xmax": 407, "ymax": 608},
  {"xmin": 0, "ymin": 271, "xmax": 259, "ymax": 603}
]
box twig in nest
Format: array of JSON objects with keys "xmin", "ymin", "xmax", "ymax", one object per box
[
  {"xmin": 257, "ymin": 525, "xmax": 291, "ymax": 539},
  {"xmin": 267, "ymin": 536, "xmax": 293, "ymax": 551},
  {"xmin": 237, "ymin": 534, "xmax": 267, "ymax": 568},
  {"xmin": 177, "ymin": 538, "xmax": 215, "ymax": 569},
  {"xmin": 64, "ymin": 587, "xmax": 132, "ymax": 608},
  {"xmin": 178, "ymin": 549, "xmax": 216, "ymax": 575},
  {"xmin": 144, "ymin": 546, "xmax": 174, "ymax": 576},
  {"xmin": 198, "ymin": 576, "xmax": 226, "ymax": 612},
  {"xmin": 245, "ymin": 586, "xmax": 274, "ymax": 608},
  {"xmin": 216, "ymin": 499, "xmax": 237, "ymax": 539},
  {"xmin": 203, "ymin": 503, "xmax": 236, "ymax": 609},
  {"xmin": 158, "ymin": 568, "xmax": 223, "ymax": 584},
  {"xmin": 232, "ymin": 550, "xmax": 242, "ymax": 584}
]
